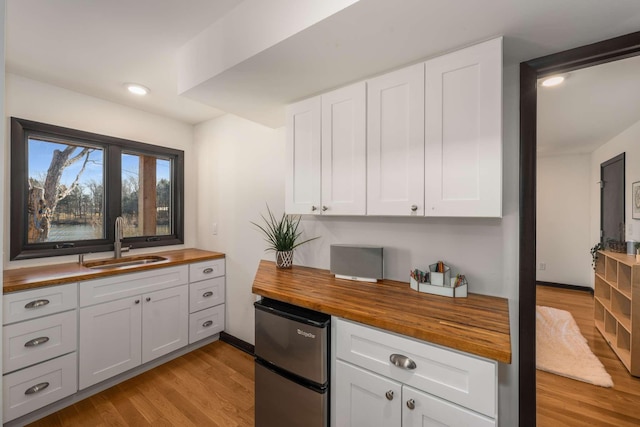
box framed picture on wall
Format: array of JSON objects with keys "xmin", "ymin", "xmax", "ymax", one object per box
[{"xmin": 633, "ymin": 181, "xmax": 640, "ymax": 220}]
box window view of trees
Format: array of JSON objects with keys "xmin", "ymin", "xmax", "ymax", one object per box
[
  {"xmin": 121, "ymin": 153, "xmax": 172, "ymax": 238},
  {"xmin": 27, "ymin": 139, "xmax": 104, "ymax": 243},
  {"xmin": 12, "ymin": 117, "xmax": 184, "ymax": 260}
]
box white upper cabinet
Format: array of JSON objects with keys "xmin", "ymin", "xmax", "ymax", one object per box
[
  {"xmin": 321, "ymin": 82, "xmax": 367, "ymax": 215},
  {"xmin": 424, "ymin": 37, "xmax": 503, "ymax": 217},
  {"xmin": 285, "ymin": 97, "xmax": 322, "ymax": 215},
  {"xmin": 285, "ymin": 38, "xmax": 502, "ymax": 218},
  {"xmin": 367, "ymin": 63, "xmax": 425, "ymax": 216}
]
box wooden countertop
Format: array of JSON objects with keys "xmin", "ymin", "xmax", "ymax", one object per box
[
  {"xmin": 3, "ymin": 248, "xmax": 225, "ymax": 293},
  {"xmin": 252, "ymin": 260, "xmax": 512, "ymax": 364}
]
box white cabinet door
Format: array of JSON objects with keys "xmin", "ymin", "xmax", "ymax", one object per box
[
  {"xmin": 335, "ymin": 360, "xmax": 402, "ymax": 427},
  {"xmin": 402, "ymin": 385, "xmax": 496, "ymax": 427},
  {"xmin": 425, "ymin": 37, "xmax": 502, "ymax": 217},
  {"xmin": 79, "ymin": 297, "xmax": 142, "ymax": 389},
  {"xmin": 321, "ymin": 82, "xmax": 367, "ymax": 215},
  {"xmin": 367, "ymin": 63, "xmax": 425, "ymax": 216},
  {"xmin": 142, "ymin": 285, "xmax": 189, "ymax": 364},
  {"xmin": 285, "ymin": 96, "xmax": 321, "ymax": 215}
]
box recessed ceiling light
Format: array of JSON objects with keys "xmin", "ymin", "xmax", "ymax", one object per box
[
  {"xmin": 124, "ymin": 83, "xmax": 150, "ymax": 96},
  {"xmin": 541, "ymin": 75, "xmax": 566, "ymax": 87}
]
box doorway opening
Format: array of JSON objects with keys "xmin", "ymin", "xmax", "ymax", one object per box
[
  {"xmin": 600, "ymin": 153, "xmax": 625, "ymax": 248},
  {"xmin": 519, "ymin": 31, "xmax": 640, "ymax": 427}
]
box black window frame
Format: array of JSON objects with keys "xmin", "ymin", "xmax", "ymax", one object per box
[{"xmin": 10, "ymin": 117, "xmax": 184, "ymax": 260}]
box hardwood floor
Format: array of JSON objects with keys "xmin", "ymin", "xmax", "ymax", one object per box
[
  {"xmin": 28, "ymin": 341, "xmax": 255, "ymax": 427},
  {"xmin": 536, "ymin": 285, "xmax": 640, "ymax": 427}
]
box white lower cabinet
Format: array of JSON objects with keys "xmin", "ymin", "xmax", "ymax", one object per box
[
  {"xmin": 3, "ymin": 352, "xmax": 77, "ymax": 422},
  {"xmin": 334, "ymin": 318, "xmax": 497, "ymax": 427},
  {"xmin": 79, "ymin": 295, "xmax": 143, "ymax": 389},
  {"xmin": 2, "ymin": 283, "xmax": 79, "ymax": 423},
  {"xmin": 4, "ymin": 258, "xmax": 225, "ymax": 423},
  {"xmin": 79, "ymin": 284, "xmax": 189, "ymax": 389},
  {"xmin": 402, "ymin": 385, "xmax": 494, "ymax": 427},
  {"xmin": 188, "ymin": 259, "xmax": 226, "ymax": 344},
  {"xmin": 336, "ymin": 361, "xmax": 494, "ymax": 427},
  {"xmin": 335, "ymin": 360, "xmax": 401, "ymax": 427},
  {"xmin": 142, "ymin": 285, "xmax": 189, "ymax": 363},
  {"xmin": 189, "ymin": 304, "xmax": 225, "ymax": 343}
]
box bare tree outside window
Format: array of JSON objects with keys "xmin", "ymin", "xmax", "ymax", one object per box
[
  {"xmin": 11, "ymin": 117, "xmax": 184, "ymax": 260},
  {"xmin": 27, "ymin": 138, "xmax": 104, "ymax": 243}
]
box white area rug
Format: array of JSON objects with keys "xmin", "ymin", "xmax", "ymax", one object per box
[{"xmin": 536, "ymin": 305, "xmax": 613, "ymax": 387}]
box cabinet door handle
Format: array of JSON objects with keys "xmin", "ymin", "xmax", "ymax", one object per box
[
  {"xmin": 203, "ymin": 267, "xmax": 214, "ymax": 274},
  {"xmin": 25, "ymin": 299, "xmax": 50, "ymax": 309},
  {"xmin": 24, "ymin": 336, "xmax": 50, "ymax": 347},
  {"xmin": 135, "ymin": 299, "xmax": 140, "ymax": 304},
  {"xmin": 406, "ymin": 399, "xmax": 415, "ymax": 410},
  {"xmin": 25, "ymin": 382, "xmax": 49, "ymax": 395},
  {"xmin": 311, "ymin": 205, "xmax": 317, "ymax": 211},
  {"xmin": 322, "ymin": 205, "xmax": 328, "ymax": 212},
  {"xmin": 410, "ymin": 205, "xmax": 418, "ymax": 212},
  {"xmin": 202, "ymin": 291, "xmax": 213, "ymax": 298},
  {"xmin": 385, "ymin": 390, "xmax": 394, "ymax": 401},
  {"xmin": 389, "ymin": 353, "xmax": 417, "ymax": 370},
  {"xmin": 202, "ymin": 320, "xmax": 213, "ymax": 328},
  {"xmin": 146, "ymin": 297, "xmax": 151, "ymax": 302}
]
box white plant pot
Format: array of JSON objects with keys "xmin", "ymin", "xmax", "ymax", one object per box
[{"xmin": 276, "ymin": 250, "xmax": 294, "ymax": 269}]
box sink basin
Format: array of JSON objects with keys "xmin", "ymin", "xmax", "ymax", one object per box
[{"xmin": 84, "ymin": 255, "xmax": 168, "ymax": 270}]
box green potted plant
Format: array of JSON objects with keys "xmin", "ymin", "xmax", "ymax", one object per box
[
  {"xmin": 251, "ymin": 205, "xmax": 319, "ymax": 268},
  {"xmin": 590, "ymin": 242, "xmax": 603, "ymax": 270}
]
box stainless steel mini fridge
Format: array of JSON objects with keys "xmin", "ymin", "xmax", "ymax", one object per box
[{"xmin": 254, "ymin": 298, "xmax": 330, "ymax": 427}]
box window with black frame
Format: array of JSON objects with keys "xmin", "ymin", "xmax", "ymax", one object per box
[{"xmin": 10, "ymin": 117, "xmax": 184, "ymax": 260}]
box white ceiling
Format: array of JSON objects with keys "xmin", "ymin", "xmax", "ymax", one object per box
[
  {"xmin": 6, "ymin": 0, "xmax": 640, "ymax": 130},
  {"xmin": 538, "ymin": 55, "xmax": 640, "ymax": 156},
  {"xmin": 6, "ymin": 0, "xmax": 243, "ymax": 124}
]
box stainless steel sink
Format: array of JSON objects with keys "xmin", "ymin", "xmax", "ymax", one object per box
[{"xmin": 83, "ymin": 255, "xmax": 167, "ymax": 270}]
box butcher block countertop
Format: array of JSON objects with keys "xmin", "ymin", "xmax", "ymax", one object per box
[
  {"xmin": 3, "ymin": 248, "xmax": 225, "ymax": 293},
  {"xmin": 252, "ymin": 260, "xmax": 511, "ymax": 364}
]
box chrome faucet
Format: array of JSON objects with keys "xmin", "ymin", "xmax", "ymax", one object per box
[{"xmin": 114, "ymin": 216, "xmax": 129, "ymax": 258}]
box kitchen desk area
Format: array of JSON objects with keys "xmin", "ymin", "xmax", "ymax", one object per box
[{"xmin": 252, "ymin": 260, "xmax": 511, "ymax": 427}]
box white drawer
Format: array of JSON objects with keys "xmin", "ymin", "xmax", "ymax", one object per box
[
  {"xmin": 3, "ymin": 310, "xmax": 77, "ymax": 374},
  {"xmin": 335, "ymin": 318, "xmax": 497, "ymax": 418},
  {"xmin": 189, "ymin": 304, "xmax": 225, "ymax": 344},
  {"xmin": 80, "ymin": 265, "xmax": 188, "ymax": 307},
  {"xmin": 3, "ymin": 283, "xmax": 77, "ymax": 325},
  {"xmin": 189, "ymin": 277, "xmax": 225, "ymax": 313},
  {"xmin": 189, "ymin": 259, "xmax": 225, "ymax": 282},
  {"xmin": 3, "ymin": 352, "xmax": 77, "ymax": 423}
]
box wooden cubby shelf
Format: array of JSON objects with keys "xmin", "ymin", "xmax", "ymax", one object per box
[{"xmin": 594, "ymin": 250, "xmax": 640, "ymax": 376}]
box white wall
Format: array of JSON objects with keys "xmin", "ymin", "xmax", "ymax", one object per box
[
  {"xmin": 3, "ymin": 74, "xmax": 197, "ymax": 268},
  {"xmin": 193, "ymin": 114, "xmax": 286, "ymax": 345},
  {"xmin": 536, "ymin": 153, "xmax": 592, "ymax": 287},
  {"xmin": 590, "ymin": 117, "xmax": 640, "ymax": 248},
  {"xmin": 194, "ymin": 63, "xmax": 521, "ymax": 426}
]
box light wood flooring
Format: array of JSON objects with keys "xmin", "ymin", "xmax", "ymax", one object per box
[
  {"xmin": 28, "ymin": 341, "xmax": 255, "ymax": 427},
  {"xmin": 536, "ymin": 285, "xmax": 640, "ymax": 427}
]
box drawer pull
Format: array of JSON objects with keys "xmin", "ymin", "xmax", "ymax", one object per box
[
  {"xmin": 406, "ymin": 399, "xmax": 415, "ymax": 410},
  {"xmin": 25, "ymin": 299, "xmax": 50, "ymax": 309},
  {"xmin": 24, "ymin": 337, "xmax": 50, "ymax": 347},
  {"xmin": 202, "ymin": 320, "xmax": 213, "ymax": 328},
  {"xmin": 25, "ymin": 382, "xmax": 50, "ymax": 395},
  {"xmin": 202, "ymin": 291, "xmax": 213, "ymax": 298},
  {"xmin": 203, "ymin": 267, "xmax": 214, "ymax": 274},
  {"xmin": 389, "ymin": 353, "xmax": 417, "ymax": 370},
  {"xmin": 385, "ymin": 390, "xmax": 394, "ymax": 401}
]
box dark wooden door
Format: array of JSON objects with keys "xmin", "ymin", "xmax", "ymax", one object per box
[{"xmin": 601, "ymin": 153, "xmax": 625, "ymax": 245}]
